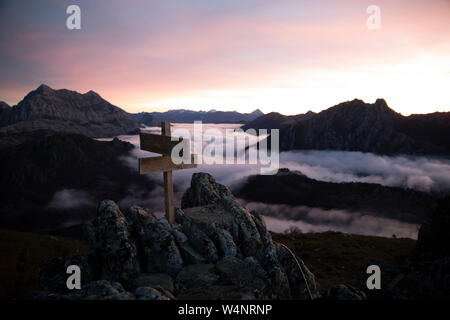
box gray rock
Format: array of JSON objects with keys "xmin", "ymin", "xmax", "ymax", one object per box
[
  {"xmin": 216, "ymin": 256, "xmax": 270, "ymax": 297},
  {"xmin": 135, "ymin": 287, "xmax": 171, "ymax": 300},
  {"xmin": 275, "ymin": 242, "xmax": 319, "ymax": 299},
  {"xmin": 181, "ymin": 172, "xmax": 234, "ymax": 208},
  {"xmin": 180, "ymin": 173, "xmax": 317, "ymax": 300},
  {"xmin": 172, "ymin": 226, "xmax": 206, "ymax": 265},
  {"xmin": 215, "ymin": 227, "xmax": 238, "ymax": 257},
  {"xmin": 175, "ymin": 208, "xmax": 219, "ymax": 263},
  {"xmin": 27, "ymin": 173, "xmax": 320, "ymax": 301},
  {"xmin": 89, "ymin": 200, "xmax": 141, "ymax": 285},
  {"xmin": 125, "ymin": 205, "xmax": 183, "ymax": 276},
  {"xmin": 175, "ymin": 264, "xmax": 220, "ymax": 293},
  {"xmin": 181, "ymin": 173, "xmax": 263, "ymax": 258}
]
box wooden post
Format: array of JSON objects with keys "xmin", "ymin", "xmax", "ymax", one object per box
[
  {"xmin": 138, "ymin": 121, "xmax": 196, "ymax": 224},
  {"xmin": 161, "ymin": 121, "xmax": 175, "ymax": 224}
]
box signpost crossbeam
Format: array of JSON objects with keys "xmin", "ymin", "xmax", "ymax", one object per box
[{"xmin": 138, "ymin": 121, "xmax": 196, "ymax": 224}]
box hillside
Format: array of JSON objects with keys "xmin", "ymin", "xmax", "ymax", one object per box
[
  {"xmin": 235, "ymin": 168, "xmax": 438, "ymax": 224},
  {"xmin": 243, "ymin": 99, "xmax": 450, "ymax": 156},
  {"xmin": 0, "ymin": 133, "xmax": 156, "ymax": 232}
]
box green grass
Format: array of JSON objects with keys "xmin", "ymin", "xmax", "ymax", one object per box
[
  {"xmin": 272, "ymin": 231, "xmax": 416, "ymax": 295},
  {"xmin": 0, "ymin": 228, "xmax": 88, "ymax": 300}
]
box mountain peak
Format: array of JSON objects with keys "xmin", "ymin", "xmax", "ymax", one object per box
[
  {"xmin": 35, "ymin": 84, "xmax": 53, "ymax": 93},
  {"xmin": 251, "ymin": 108, "xmax": 263, "ymax": 115},
  {"xmin": 83, "ymin": 90, "xmax": 101, "ymax": 99},
  {"xmin": 374, "ymin": 98, "xmax": 388, "ymax": 108}
]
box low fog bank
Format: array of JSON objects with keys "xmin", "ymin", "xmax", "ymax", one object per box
[
  {"xmin": 280, "ymin": 150, "xmax": 450, "ymax": 193},
  {"xmin": 240, "ymin": 200, "xmax": 420, "ymax": 239},
  {"xmin": 112, "ymin": 124, "xmax": 450, "ymax": 194}
]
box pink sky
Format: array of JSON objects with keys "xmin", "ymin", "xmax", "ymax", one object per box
[{"xmin": 0, "ymin": 0, "xmax": 449, "ymax": 115}]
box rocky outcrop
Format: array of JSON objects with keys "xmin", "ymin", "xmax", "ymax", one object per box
[
  {"xmin": 0, "ymin": 84, "xmax": 140, "ymax": 139},
  {"xmin": 125, "ymin": 205, "xmax": 183, "ymax": 276},
  {"xmin": 32, "ymin": 173, "xmax": 321, "ymax": 300},
  {"xmin": 85, "ymin": 200, "xmax": 141, "ymax": 285}
]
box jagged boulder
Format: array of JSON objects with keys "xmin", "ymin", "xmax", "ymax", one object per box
[
  {"xmin": 182, "ymin": 173, "xmax": 234, "ymax": 208},
  {"xmin": 125, "ymin": 205, "xmax": 183, "ymax": 276},
  {"xmin": 180, "ymin": 173, "xmax": 316, "ymax": 300},
  {"xmin": 85, "ymin": 200, "xmax": 140, "ymax": 285},
  {"xmin": 172, "ymin": 228, "xmax": 207, "ymax": 264},
  {"xmin": 175, "ymin": 208, "xmax": 219, "ymax": 263}
]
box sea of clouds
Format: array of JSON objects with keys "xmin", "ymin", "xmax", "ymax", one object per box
[{"xmin": 94, "ymin": 123, "xmax": 450, "ymax": 239}]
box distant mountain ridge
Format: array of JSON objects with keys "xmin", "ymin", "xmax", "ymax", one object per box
[
  {"xmin": 132, "ymin": 108, "xmax": 264, "ymax": 124},
  {"xmin": 0, "ymin": 84, "xmax": 140, "ymax": 141},
  {"xmin": 243, "ymin": 99, "xmax": 450, "ymax": 156}
]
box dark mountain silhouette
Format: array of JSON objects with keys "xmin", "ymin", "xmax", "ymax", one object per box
[
  {"xmin": 0, "ymin": 85, "xmax": 140, "ymax": 141},
  {"xmin": 0, "ymin": 133, "xmax": 156, "ymax": 232},
  {"xmin": 243, "ymin": 99, "xmax": 450, "ymax": 156},
  {"xmin": 241, "ymin": 111, "xmax": 315, "ymax": 131},
  {"xmin": 0, "ymin": 101, "xmax": 10, "ymax": 111},
  {"xmin": 235, "ymin": 168, "xmax": 438, "ymax": 224},
  {"xmin": 130, "ymin": 112, "xmax": 160, "ymax": 127},
  {"xmin": 133, "ymin": 108, "xmax": 263, "ymax": 124}
]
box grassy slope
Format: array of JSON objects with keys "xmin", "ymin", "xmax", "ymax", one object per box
[
  {"xmin": 0, "ymin": 228, "xmax": 415, "ymax": 300},
  {"xmin": 273, "ymin": 231, "xmax": 416, "ymax": 296},
  {"xmin": 0, "ymin": 228, "xmax": 88, "ymax": 300}
]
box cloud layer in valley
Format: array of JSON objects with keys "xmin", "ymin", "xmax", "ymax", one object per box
[
  {"xmin": 94, "ymin": 123, "xmax": 450, "ymax": 238},
  {"xmin": 114, "ymin": 124, "xmax": 450, "ymax": 193}
]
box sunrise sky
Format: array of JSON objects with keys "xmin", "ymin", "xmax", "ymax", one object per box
[{"xmin": 0, "ymin": 0, "xmax": 449, "ymax": 115}]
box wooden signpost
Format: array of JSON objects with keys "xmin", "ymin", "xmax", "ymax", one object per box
[{"xmin": 138, "ymin": 121, "xmax": 196, "ymax": 224}]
